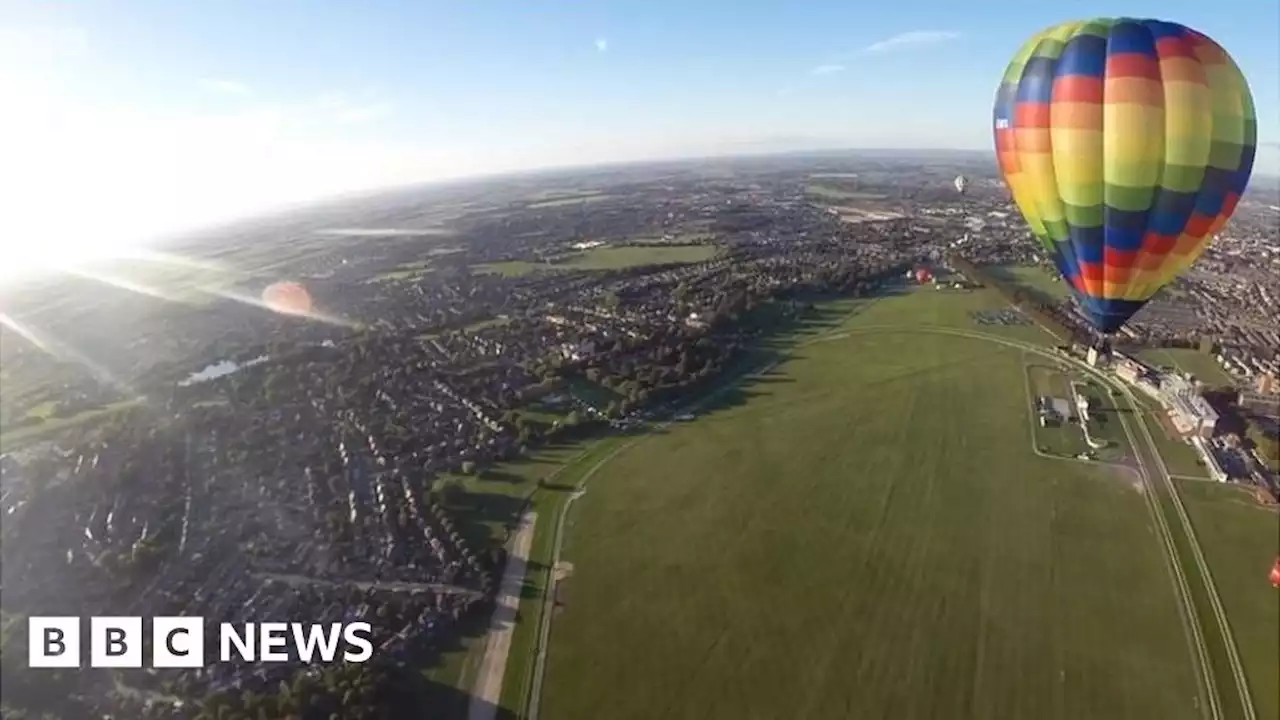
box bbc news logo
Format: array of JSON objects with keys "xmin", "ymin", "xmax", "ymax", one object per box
[{"xmin": 28, "ymin": 617, "xmax": 373, "ymax": 668}]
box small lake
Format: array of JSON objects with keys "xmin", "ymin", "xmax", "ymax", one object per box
[{"xmin": 179, "ymin": 355, "xmax": 270, "ymax": 386}]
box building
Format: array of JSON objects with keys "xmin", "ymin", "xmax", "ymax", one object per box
[
  {"xmin": 1191, "ymin": 436, "xmax": 1228, "ymax": 482},
  {"xmin": 1116, "ymin": 359, "xmax": 1147, "ymax": 384},
  {"xmin": 1239, "ymin": 391, "xmax": 1280, "ymax": 418},
  {"xmin": 1162, "ymin": 375, "xmax": 1219, "ymax": 439},
  {"xmin": 1258, "ymin": 372, "xmax": 1277, "ymax": 395},
  {"xmin": 1050, "ymin": 397, "xmax": 1075, "ymax": 421}
]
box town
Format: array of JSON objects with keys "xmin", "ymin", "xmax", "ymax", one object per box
[{"xmin": 2, "ymin": 154, "xmax": 1277, "ymax": 719}]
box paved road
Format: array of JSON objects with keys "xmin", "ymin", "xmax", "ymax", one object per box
[{"xmin": 469, "ymin": 510, "xmax": 538, "ymax": 720}]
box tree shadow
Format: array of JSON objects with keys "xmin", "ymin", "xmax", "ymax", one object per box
[
  {"xmin": 480, "ymin": 469, "xmax": 525, "ymax": 485},
  {"xmin": 519, "ymin": 578, "xmax": 542, "ymax": 600},
  {"xmin": 447, "ymin": 489, "xmax": 530, "ymax": 549},
  {"xmin": 416, "ymin": 671, "xmax": 520, "ymax": 720}
]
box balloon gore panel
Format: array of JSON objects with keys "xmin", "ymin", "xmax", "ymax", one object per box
[{"xmin": 993, "ymin": 18, "xmax": 1255, "ymax": 333}]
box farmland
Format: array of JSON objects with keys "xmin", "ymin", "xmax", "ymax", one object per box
[
  {"xmin": 804, "ymin": 183, "xmax": 888, "ymax": 202},
  {"xmin": 526, "ymin": 192, "xmax": 611, "ymax": 209},
  {"xmin": 539, "ymin": 292, "xmax": 1200, "ymax": 720},
  {"xmin": 474, "ymin": 245, "xmax": 718, "ymax": 276}
]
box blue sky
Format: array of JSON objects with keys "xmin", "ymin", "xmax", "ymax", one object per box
[{"xmin": 1, "ymin": 0, "xmax": 1277, "ymax": 277}]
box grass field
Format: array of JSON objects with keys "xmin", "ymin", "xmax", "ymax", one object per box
[
  {"xmin": 527, "ymin": 193, "xmax": 610, "ymax": 209},
  {"xmin": 1137, "ymin": 348, "xmax": 1234, "ymax": 386},
  {"xmin": 475, "ymin": 245, "xmax": 718, "ymax": 277},
  {"xmin": 1025, "ymin": 363, "xmax": 1091, "ymax": 457},
  {"xmin": 1174, "ymin": 479, "xmax": 1280, "ymax": 720},
  {"xmin": 805, "ymin": 183, "xmax": 888, "ymax": 201},
  {"xmin": 540, "ymin": 293, "xmax": 1200, "ymax": 720},
  {"xmin": 988, "ymin": 264, "xmax": 1072, "ymax": 300},
  {"xmin": 0, "ymin": 397, "xmax": 144, "ymax": 452},
  {"xmin": 1139, "ymin": 410, "xmax": 1210, "ymax": 479}
]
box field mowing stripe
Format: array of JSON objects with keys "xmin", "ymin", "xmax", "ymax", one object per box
[
  {"xmin": 811, "ymin": 325, "xmax": 1225, "ymax": 719},
  {"xmin": 520, "ymin": 323, "xmax": 1227, "ymax": 720}
]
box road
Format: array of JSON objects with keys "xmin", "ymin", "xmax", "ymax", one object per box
[
  {"xmin": 469, "ymin": 510, "xmax": 538, "ymax": 720},
  {"xmin": 253, "ymin": 572, "xmax": 481, "ymax": 599},
  {"xmin": 519, "ymin": 322, "xmax": 1255, "ymax": 720}
]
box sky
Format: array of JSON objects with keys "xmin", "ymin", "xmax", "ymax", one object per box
[{"xmin": 1, "ymin": 0, "xmax": 1278, "ymax": 282}]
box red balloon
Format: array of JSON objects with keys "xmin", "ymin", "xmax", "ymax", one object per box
[
  {"xmin": 262, "ymin": 281, "xmax": 313, "ymax": 316},
  {"xmin": 915, "ymin": 268, "xmax": 933, "ymax": 284}
]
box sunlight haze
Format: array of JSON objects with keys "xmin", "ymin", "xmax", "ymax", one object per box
[{"xmin": 2, "ymin": 0, "xmax": 1277, "ymax": 283}]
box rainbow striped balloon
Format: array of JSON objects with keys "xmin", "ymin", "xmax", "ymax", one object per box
[{"xmin": 994, "ymin": 18, "xmax": 1256, "ymax": 333}]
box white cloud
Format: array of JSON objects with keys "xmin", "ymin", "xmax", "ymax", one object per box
[
  {"xmin": 200, "ymin": 78, "xmax": 251, "ymax": 95},
  {"xmin": 862, "ymin": 30, "xmax": 960, "ymax": 55},
  {"xmin": 810, "ymin": 64, "xmax": 845, "ymax": 76},
  {"xmin": 595, "ymin": 37, "xmax": 608, "ymax": 52}
]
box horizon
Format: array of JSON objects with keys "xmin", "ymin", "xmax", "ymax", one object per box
[
  {"xmin": 3, "ymin": 0, "xmax": 1279, "ymax": 283},
  {"xmin": 3, "ymin": 143, "xmax": 1279, "ymax": 293}
]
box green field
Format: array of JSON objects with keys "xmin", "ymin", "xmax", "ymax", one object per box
[
  {"xmin": 540, "ymin": 294, "xmax": 1199, "ymax": 720},
  {"xmin": 0, "ymin": 397, "xmax": 144, "ymax": 452},
  {"xmin": 805, "ymin": 183, "xmax": 888, "ymax": 201},
  {"xmin": 1175, "ymin": 479, "xmax": 1280, "ymax": 720},
  {"xmin": 1025, "ymin": 363, "xmax": 1091, "ymax": 457},
  {"xmin": 527, "ymin": 193, "xmax": 611, "ymax": 208},
  {"xmin": 1139, "ymin": 409, "xmax": 1210, "ymax": 479},
  {"xmin": 988, "ymin": 264, "xmax": 1072, "ymax": 300},
  {"xmin": 475, "ymin": 245, "xmax": 718, "ymax": 277},
  {"xmin": 1137, "ymin": 348, "xmax": 1234, "ymax": 386}
]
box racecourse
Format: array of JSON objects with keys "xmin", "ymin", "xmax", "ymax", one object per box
[
  {"xmin": 537, "ymin": 290, "xmax": 1203, "ymax": 720},
  {"xmin": 1175, "ymin": 479, "xmax": 1280, "ymax": 720}
]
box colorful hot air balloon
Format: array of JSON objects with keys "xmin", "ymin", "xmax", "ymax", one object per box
[
  {"xmin": 915, "ymin": 268, "xmax": 934, "ymax": 284},
  {"xmin": 994, "ymin": 19, "xmax": 1256, "ymax": 333},
  {"xmin": 262, "ymin": 281, "xmax": 313, "ymax": 316},
  {"xmin": 1270, "ymin": 556, "xmax": 1280, "ymax": 589}
]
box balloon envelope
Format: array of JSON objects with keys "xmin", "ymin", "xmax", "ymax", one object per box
[
  {"xmin": 993, "ymin": 18, "xmax": 1256, "ymax": 333},
  {"xmin": 263, "ymin": 281, "xmax": 313, "ymax": 316},
  {"xmin": 915, "ymin": 268, "xmax": 933, "ymax": 283},
  {"xmin": 954, "ymin": 175, "xmax": 968, "ymax": 195}
]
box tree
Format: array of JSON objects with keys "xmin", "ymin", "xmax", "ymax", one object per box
[
  {"xmin": 1247, "ymin": 422, "xmax": 1279, "ymax": 470},
  {"xmin": 439, "ymin": 479, "xmax": 465, "ymax": 506}
]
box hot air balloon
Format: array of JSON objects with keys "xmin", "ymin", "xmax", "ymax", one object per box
[
  {"xmin": 1270, "ymin": 556, "xmax": 1280, "ymax": 589},
  {"xmin": 994, "ymin": 19, "xmax": 1256, "ymax": 334},
  {"xmin": 915, "ymin": 268, "xmax": 934, "ymax": 284},
  {"xmin": 954, "ymin": 175, "xmax": 969, "ymax": 195},
  {"xmin": 263, "ymin": 281, "xmax": 313, "ymax": 316}
]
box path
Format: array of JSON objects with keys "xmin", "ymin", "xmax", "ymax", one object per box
[{"xmin": 469, "ymin": 510, "xmax": 538, "ymax": 720}]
